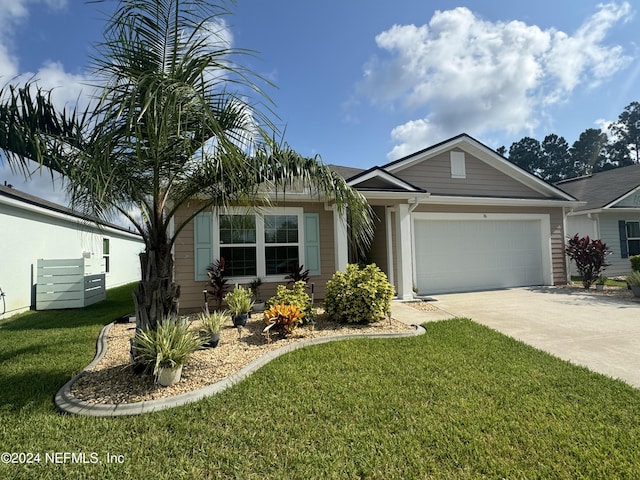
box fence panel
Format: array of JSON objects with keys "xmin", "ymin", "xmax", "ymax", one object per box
[{"xmin": 36, "ymin": 258, "xmax": 106, "ymax": 310}]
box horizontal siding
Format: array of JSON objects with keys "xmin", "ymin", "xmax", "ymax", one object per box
[
  {"xmin": 394, "ymin": 150, "xmax": 548, "ymax": 199},
  {"xmin": 173, "ymin": 201, "xmax": 338, "ymax": 312},
  {"xmin": 600, "ymin": 213, "xmax": 640, "ymax": 276}
]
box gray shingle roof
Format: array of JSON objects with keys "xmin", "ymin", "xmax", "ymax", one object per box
[
  {"xmin": 556, "ymin": 164, "xmax": 640, "ymax": 211},
  {"xmin": 327, "ymin": 164, "xmax": 365, "ymax": 181}
]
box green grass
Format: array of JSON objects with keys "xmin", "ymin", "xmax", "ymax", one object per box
[{"xmin": 2, "ymin": 285, "xmax": 640, "ymax": 479}]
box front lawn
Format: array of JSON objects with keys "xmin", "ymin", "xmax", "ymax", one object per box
[{"xmin": 1, "ymin": 284, "xmax": 640, "ymax": 479}]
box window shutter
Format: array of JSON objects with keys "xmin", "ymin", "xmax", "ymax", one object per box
[
  {"xmin": 304, "ymin": 213, "xmax": 321, "ymax": 276},
  {"xmin": 619, "ymin": 220, "xmax": 629, "ymax": 259},
  {"xmin": 194, "ymin": 212, "xmax": 213, "ymax": 281}
]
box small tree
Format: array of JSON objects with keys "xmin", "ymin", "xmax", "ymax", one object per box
[{"xmin": 565, "ymin": 234, "xmax": 611, "ymax": 289}]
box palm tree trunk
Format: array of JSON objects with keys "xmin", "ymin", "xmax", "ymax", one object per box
[{"xmin": 133, "ymin": 247, "xmax": 180, "ymax": 331}]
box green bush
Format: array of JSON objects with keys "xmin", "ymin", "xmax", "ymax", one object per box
[
  {"xmin": 324, "ymin": 264, "xmax": 395, "ymax": 324},
  {"xmin": 630, "ymin": 255, "xmax": 640, "ymax": 272},
  {"xmin": 265, "ymin": 281, "xmax": 312, "ymax": 315}
]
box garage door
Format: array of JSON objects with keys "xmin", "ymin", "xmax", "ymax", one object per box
[{"xmin": 414, "ymin": 218, "xmax": 545, "ymax": 294}]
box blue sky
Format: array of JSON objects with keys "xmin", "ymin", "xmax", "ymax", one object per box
[{"xmin": 0, "ymin": 0, "xmax": 638, "ymax": 206}]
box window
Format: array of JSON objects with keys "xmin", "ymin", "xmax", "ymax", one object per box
[
  {"xmin": 215, "ymin": 209, "xmax": 303, "ymax": 279},
  {"xmin": 450, "ymin": 151, "xmax": 466, "ymax": 178},
  {"xmin": 264, "ymin": 215, "xmax": 299, "ymax": 274},
  {"xmin": 102, "ymin": 238, "xmax": 110, "ymax": 273},
  {"xmin": 627, "ymin": 221, "xmax": 640, "ymax": 256},
  {"xmin": 219, "ymin": 215, "xmax": 257, "ymax": 276}
]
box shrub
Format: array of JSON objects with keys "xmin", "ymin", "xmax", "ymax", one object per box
[
  {"xmin": 265, "ymin": 281, "xmax": 312, "ymax": 315},
  {"xmin": 324, "ymin": 263, "xmax": 395, "ymax": 324},
  {"xmin": 205, "ymin": 258, "xmax": 229, "ymax": 309},
  {"xmin": 630, "ymin": 255, "xmax": 640, "ymax": 272},
  {"xmin": 565, "ymin": 234, "xmax": 611, "ymax": 289},
  {"xmin": 627, "ymin": 271, "xmax": 640, "ymax": 287},
  {"xmin": 263, "ymin": 303, "xmax": 304, "ymax": 335}
]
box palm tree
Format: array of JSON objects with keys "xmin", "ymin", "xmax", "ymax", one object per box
[{"xmin": 0, "ymin": 0, "xmax": 373, "ymax": 330}]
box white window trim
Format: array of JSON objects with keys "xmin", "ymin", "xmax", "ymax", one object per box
[
  {"xmin": 102, "ymin": 237, "xmax": 111, "ymax": 275},
  {"xmin": 212, "ymin": 207, "xmax": 305, "ymax": 283}
]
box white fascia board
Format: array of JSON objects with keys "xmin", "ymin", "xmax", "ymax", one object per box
[
  {"xmin": 359, "ymin": 192, "xmax": 430, "ymax": 202},
  {"xmin": 386, "ymin": 136, "xmax": 575, "ymax": 201},
  {"xmin": 604, "ymin": 185, "xmax": 640, "ymax": 209},
  {"xmin": 347, "ymin": 169, "xmax": 422, "ymax": 192},
  {"xmin": 0, "ymin": 194, "xmax": 141, "ymax": 241},
  {"xmin": 421, "ymin": 195, "xmax": 581, "ymax": 208}
]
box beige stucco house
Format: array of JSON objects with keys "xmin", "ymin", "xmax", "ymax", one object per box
[{"xmin": 173, "ymin": 134, "xmax": 579, "ymax": 311}]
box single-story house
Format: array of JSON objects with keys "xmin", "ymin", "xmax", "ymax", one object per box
[
  {"xmin": 0, "ymin": 184, "xmax": 144, "ymax": 318},
  {"xmin": 173, "ymin": 134, "xmax": 579, "ymax": 310},
  {"xmin": 556, "ymin": 164, "xmax": 640, "ymax": 277}
]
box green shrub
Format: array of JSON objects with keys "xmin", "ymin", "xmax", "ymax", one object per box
[
  {"xmin": 627, "ymin": 271, "xmax": 640, "ymax": 286},
  {"xmin": 324, "ymin": 263, "xmax": 395, "ymax": 324},
  {"xmin": 265, "ymin": 281, "xmax": 312, "ymax": 315},
  {"xmin": 630, "ymin": 255, "xmax": 640, "ymax": 272}
]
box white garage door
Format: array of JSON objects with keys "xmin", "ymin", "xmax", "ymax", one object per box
[{"xmin": 414, "ymin": 218, "xmax": 545, "ymax": 294}]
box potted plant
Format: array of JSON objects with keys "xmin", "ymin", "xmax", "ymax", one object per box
[
  {"xmin": 249, "ymin": 277, "xmax": 265, "ymax": 312},
  {"xmin": 594, "ymin": 275, "xmax": 607, "ymax": 291},
  {"xmin": 627, "ymin": 271, "xmax": 640, "ymax": 297},
  {"xmin": 198, "ymin": 310, "xmax": 227, "ymax": 348},
  {"xmin": 133, "ymin": 317, "xmax": 203, "ymax": 386},
  {"xmin": 224, "ymin": 284, "xmax": 254, "ymax": 327}
]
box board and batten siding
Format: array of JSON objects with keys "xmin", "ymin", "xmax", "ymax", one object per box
[
  {"xmin": 173, "ymin": 201, "xmax": 338, "ymax": 312},
  {"xmin": 411, "ymin": 204, "xmax": 567, "ymax": 285},
  {"xmin": 393, "ymin": 150, "xmax": 549, "ymax": 199}
]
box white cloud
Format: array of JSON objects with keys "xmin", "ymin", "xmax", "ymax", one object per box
[{"xmin": 356, "ymin": 3, "xmax": 633, "ymax": 159}]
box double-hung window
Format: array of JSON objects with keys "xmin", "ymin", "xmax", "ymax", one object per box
[
  {"xmin": 264, "ymin": 214, "xmax": 299, "ymax": 275},
  {"xmin": 627, "ymin": 221, "xmax": 640, "ymax": 256},
  {"xmin": 215, "ymin": 208, "xmax": 303, "ymax": 279},
  {"xmin": 219, "ymin": 215, "xmax": 257, "ymax": 277}
]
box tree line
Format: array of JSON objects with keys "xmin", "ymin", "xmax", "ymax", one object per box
[{"xmin": 498, "ymin": 102, "xmax": 640, "ymax": 183}]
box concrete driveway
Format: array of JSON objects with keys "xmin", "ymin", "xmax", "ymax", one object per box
[{"xmin": 428, "ymin": 287, "xmax": 640, "ymax": 388}]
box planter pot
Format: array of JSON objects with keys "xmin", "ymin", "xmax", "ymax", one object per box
[
  {"xmin": 204, "ymin": 332, "xmax": 220, "ymax": 348},
  {"xmin": 595, "ymin": 284, "xmax": 605, "ymax": 291},
  {"xmin": 233, "ymin": 313, "xmax": 249, "ymax": 327},
  {"xmin": 157, "ymin": 365, "xmax": 183, "ymax": 386},
  {"xmin": 631, "ymin": 285, "xmax": 640, "ymax": 297},
  {"xmin": 253, "ymin": 301, "xmax": 266, "ymax": 313}
]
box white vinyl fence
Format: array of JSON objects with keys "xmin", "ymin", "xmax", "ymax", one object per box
[{"xmin": 36, "ymin": 258, "xmax": 106, "ymax": 310}]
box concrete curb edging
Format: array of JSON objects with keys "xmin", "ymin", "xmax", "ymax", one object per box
[{"xmin": 55, "ymin": 323, "xmax": 426, "ymax": 417}]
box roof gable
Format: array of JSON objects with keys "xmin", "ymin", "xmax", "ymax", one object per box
[
  {"xmin": 383, "ymin": 134, "xmax": 575, "ymax": 201},
  {"xmin": 347, "ymin": 167, "xmax": 425, "ymax": 193},
  {"xmin": 557, "ymin": 164, "xmax": 640, "ymax": 211}
]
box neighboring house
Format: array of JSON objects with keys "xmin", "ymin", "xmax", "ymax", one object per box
[
  {"xmin": 0, "ymin": 184, "xmax": 144, "ymax": 318},
  {"xmin": 556, "ymin": 164, "xmax": 640, "ymax": 277},
  {"xmin": 174, "ymin": 134, "xmax": 578, "ymax": 311}
]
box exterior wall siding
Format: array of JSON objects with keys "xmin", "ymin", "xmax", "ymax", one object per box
[
  {"xmin": 367, "ymin": 206, "xmax": 388, "ymax": 272},
  {"xmin": 0, "ymin": 201, "xmax": 143, "ymax": 318},
  {"xmin": 393, "ymin": 150, "xmax": 548, "ymax": 199},
  {"xmin": 599, "ymin": 213, "xmax": 640, "ymax": 276},
  {"xmin": 173, "ymin": 201, "xmax": 338, "ymax": 312}
]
